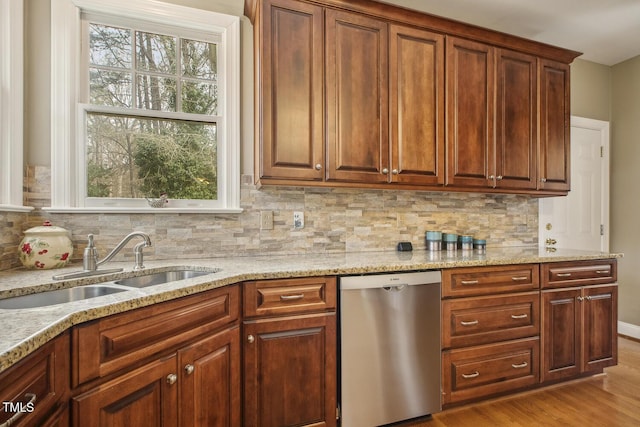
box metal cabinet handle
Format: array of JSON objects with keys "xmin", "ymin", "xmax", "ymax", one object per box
[
  {"xmin": 460, "ymin": 320, "xmax": 479, "ymax": 326},
  {"xmin": 511, "ymin": 276, "xmax": 529, "ymax": 281},
  {"xmin": 166, "ymin": 374, "xmax": 177, "ymax": 385},
  {"xmin": 511, "ymin": 314, "xmax": 528, "ymax": 319},
  {"xmin": 247, "ymin": 334, "xmax": 255, "ymax": 343},
  {"xmin": 0, "ymin": 393, "xmax": 36, "ymax": 427},
  {"xmin": 460, "ymin": 280, "xmax": 479, "ymax": 285},
  {"xmin": 556, "ymin": 273, "xmax": 572, "ymax": 277},
  {"xmin": 382, "ymin": 168, "xmax": 389, "ymax": 174},
  {"xmin": 461, "ymin": 371, "xmax": 480, "ymax": 379},
  {"xmin": 577, "ymin": 296, "xmax": 584, "ymax": 302},
  {"xmin": 595, "ymin": 270, "xmax": 610, "ymax": 274},
  {"xmin": 512, "ymin": 362, "xmax": 528, "ymax": 369},
  {"xmin": 315, "ymin": 163, "xmax": 322, "ymax": 171},
  {"xmin": 280, "ymin": 294, "xmax": 304, "ymax": 301},
  {"xmin": 496, "ymin": 175, "xmax": 503, "ymax": 180},
  {"xmin": 184, "ymin": 364, "xmax": 195, "ymax": 375}
]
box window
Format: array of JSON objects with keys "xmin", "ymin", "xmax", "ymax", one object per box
[
  {"xmin": 48, "ymin": 0, "xmax": 240, "ymax": 213},
  {"xmin": 0, "ymin": 0, "xmax": 32, "ymax": 212}
]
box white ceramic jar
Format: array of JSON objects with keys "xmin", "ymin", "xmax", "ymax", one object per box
[{"xmin": 18, "ymin": 221, "xmax": 74, "ymax": 269}]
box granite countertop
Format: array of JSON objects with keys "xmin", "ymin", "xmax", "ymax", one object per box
[{"xmin": 0, "ymin": 246, "xmax": 622, "ymax": 374}]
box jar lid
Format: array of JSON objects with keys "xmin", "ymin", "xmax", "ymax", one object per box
[
  {"xmin": 24, "ymin": 221, "xmax": 71, "ymax": 236},
  {"xmin": 442, "ymin": 233, "xmax": 458, "ymax": 242},
  {"xmin": 425, "ymin": 231, "xmax": 442, "ymax": 240},
  {"xmin": 473, "ymin": 239, "xmax": 487, "ymax": 244}
]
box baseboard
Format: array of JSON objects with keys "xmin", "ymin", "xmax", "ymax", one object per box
[{"xmin": 618, "ymin": 321, "xmax": 640, "ymax": 340}]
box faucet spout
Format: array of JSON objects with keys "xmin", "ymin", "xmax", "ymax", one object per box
[{"xmin": 96, "ymin": 232, "xmax": 152, "ymax": 270}]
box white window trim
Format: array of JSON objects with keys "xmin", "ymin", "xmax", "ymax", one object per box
[
  {"xmin": 46, "ymin": 0, "xmax": 241, "ymax": 214},
  {"xmin": 0, "ymin": 0, "xmax": 33, "ymax": 212}
]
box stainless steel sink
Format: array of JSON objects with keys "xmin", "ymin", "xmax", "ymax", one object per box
[
  {"xmin": 113, "ymin": 268, "xmax": 218, "ymax": 288},
  {"xmin": 0, "ymin": 285, "xmax": 127, "ymax": 309}
]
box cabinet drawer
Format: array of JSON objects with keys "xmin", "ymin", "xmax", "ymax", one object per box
[
  {"xmin": 442, "ymin": 264, "xmax": 539, "ymax": 297},
  {"xmin": 442, "ymin": 291, "xmax": 539, "ymax": 349},
  {"xmin": 541, "ymin": 259, "xmax": 617, "ymax": 288},
  {"xmin": 443, "ymin": 337, "xmax": 539, "ymax": 405},
  {"xmin": 243, "ymin": 276, "xmax": 336, "ymax": 317},
  {"xmin": 73, "ymin": 284, "xmax": 239, "ymax": 386},
  {"xmin": 0, "ymin": 333, "xmax": 69, "ymax": 427}
]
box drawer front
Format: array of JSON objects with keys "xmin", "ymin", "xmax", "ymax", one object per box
[
  {"xmin": 442, "ymin": 264, "xmax": 539, "ymax": 297},
  {"xmin": 542, "ymin": 259, "xmax": 617, "ymax": 288},
  {"xmin": 0, "ymin": 333, "xmax": 69, "ymax": 427},
  {"xmin": 243, "ymin": 276, "xmax": 337, "ymax": 317},
  {"xmin": 443, "ymin": 337, "xmax": 539, "ymax": 405},
  {"xmin": 73, "ymin": 284, "xmax": 240, "ymax": 386},
  {"xmin": 442, "ymin": 291, "xmax": 539, "ymax": 349}
]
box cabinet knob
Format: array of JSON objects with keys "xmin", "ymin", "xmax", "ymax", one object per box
[
  {"xmin": 392, "ymin": 169, "xmax": 398, "ymax": 175},
  {"xmin": 382, "ymin": 168, "xmax": 389, "ymax": 174},
  {"xmin": 315, "ymin": 163, "xmax": 322, "ymax": 171},
  {"xmin": 166, "ymin": 374, "xmax": 178, "ymax": 385},
  {"xmin": 540, "ymin": 178, "xmax": 547, "ymax": 183},
  {"xmin": 496, "ymin": 175, "xmax": 503, "ymax": 181},
  {"xmin": 184, "ymin": 364, "xmax": 195, "ymax": 375},
  {"xmin": 247, "ymin": 334, "xmax": 255, "ymax": 343}
]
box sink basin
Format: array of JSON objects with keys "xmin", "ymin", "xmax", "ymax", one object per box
[
  {"xmin": 113, "ymin": 268, "xmax": 218, "ymax": 288},
  {"xmin": 0, "ymin": 285, "xmax": 127, "ymax": 309}
]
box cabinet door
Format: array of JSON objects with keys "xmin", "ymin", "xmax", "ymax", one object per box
[
  {"xmin": 243, "ymin": 313, "xmax": 337, "ymax": 427},
  {"xmin": 178, "ymin": 325, "xmax": 241, "ymax": 427},
  {"xmin": 389, "ymin": 25, "xmax": 445, "ymax": 186},
  {"xmin": 326, "ymin": 9, "xmax": 389, "ymax": 183},
  {"xmin": 495, "ymin": 49, "xmax": 537, "ymax": 190},
  {"xmin": 538, "ymin": 59, "xmax": 570, "ymax": 191},
  {"xmin": 258, "ymin": 0, "xmax": 324, "ymax": 181},
  {"xmin": 541, "ymin": 288, "xmax": 581, "ymax": 382},
  {"xmin": 582, "ymin": 284, "xmax": 618, "ymax": 373},
  {"xmin": 72, "ymin": 356, "xmax": 178, "ymax": 427},
  {"xmin": 446, "ymin": 37, "xmax": 495, "ymax": 188}
]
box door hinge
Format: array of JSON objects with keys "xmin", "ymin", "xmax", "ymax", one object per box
[
  {"xmin": 600, "ymin": 146, "xmax": 604, "ymax": 157},
  {"xmin": 600, "ymin": 224, "xmax": 604, "ymax": 236},
  {"xmin": 336, "ymin": 405, "xmax": 341, "ymax": 420}
]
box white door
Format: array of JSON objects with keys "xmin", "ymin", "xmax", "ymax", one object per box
[{"xmin": 539, "ymin": 117, "xmax": 610, "ymax": 251}]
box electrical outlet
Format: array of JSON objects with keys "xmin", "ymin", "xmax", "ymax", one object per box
[
  {"xmin": 260, "ymin": 211, "xmax": 274, "ymax": 230},
  {"xmin": 293, "ymin": 211, "xmax": 304, "ymax": 229}
]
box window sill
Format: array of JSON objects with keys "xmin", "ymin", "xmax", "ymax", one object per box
[
  {"xmin": 42, "ymin": 207, "xmax": 243, "ymax": 214},
  {"xmin": 0, "ymin": 204, "xmax": 35, "ymax": 213}
]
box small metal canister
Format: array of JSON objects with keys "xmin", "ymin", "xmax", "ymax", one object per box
[
  {"xmin": 458, "ymin": 235, "xmax": 473, "ymax": 251},
  {"xmin": 473, "ymin": 238, "xmax": 487, "ymax": 254},
  {"xmin": 442, "ymin": 233, "xmax": 458, "ymax": 252},
  {"xmin": 425, "ymin": 231, "xmax": 442, "ymax": 251}
]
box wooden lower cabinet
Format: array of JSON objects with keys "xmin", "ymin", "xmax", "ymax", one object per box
[
  {"xmin": 178, "ymin": 326, "xmax": 241, "ymax": 427},
  {"xmin": 72, "ymin": 325, "xmax": 240, "ymax": 427},
  {"xmin": 541, "ymin": 284, "xmax": 618, "ymax": 382},
  {"xmin": 72, "ymin": 355, "xmax": 179, "ymax": 427},
  {"xmin": 243, "ymin": 313, "xmax": 337, "ymax": 427},
  {"xmin": 0, "ymin": 333, "xmax": 70, "ymax": 427},
  {"xmin": 443, "ymin": 337, "xmax": 539, "ymax": 405}
]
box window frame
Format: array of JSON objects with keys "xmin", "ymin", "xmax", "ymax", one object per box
[
  {"xmin": 47, "ymin": 0, "xmax": 241, "ymax": 213},
  {"xmin": 0, "ymin": 0, "xmax": 33, "ymax": 212}
]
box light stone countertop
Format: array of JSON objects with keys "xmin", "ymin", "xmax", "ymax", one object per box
[{"xmin": 0, "ymin": 246, "xmax": 622, "ymax": 374}]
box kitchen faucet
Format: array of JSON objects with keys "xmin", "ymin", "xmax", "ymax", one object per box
[{"xmin": 52, "ymin": 232, "xmax": 152, "ymax": 280}]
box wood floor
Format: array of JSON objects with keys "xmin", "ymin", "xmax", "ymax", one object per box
[{"xmin": 410, "ymin": 337, "xmax": 640, "ymax": 427}]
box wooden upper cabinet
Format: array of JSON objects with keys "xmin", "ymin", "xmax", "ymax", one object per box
[
  {"xmin": 446, "ymin": 37, "xmax": 495, "ymax": 188},
  {"xmin": 257, "ymin": 0, "xmax": 324, "ymax": 181},
  {"xmin": 538, "ymin": 59, "xmax": 571, "ymax": 191},
  {"xmin": 389, "ymin": 25, "xmax": 445, "ymax": 185},
  {"xmin": 326, "ymin": 9, "xmax": 389, "ymax": 183},
  {"xmin": 495, "ymin": 49, "xmax": 538, "ymax": 190}
]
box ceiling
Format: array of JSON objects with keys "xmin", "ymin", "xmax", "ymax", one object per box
[{"xmin": 381, "ymin": 0, "xmax": 640, "ymax": 66}]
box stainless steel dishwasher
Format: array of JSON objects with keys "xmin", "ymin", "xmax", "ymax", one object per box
[{"xmin": 339, "ymin": 270, "xmax": 441, "ymax": 426}]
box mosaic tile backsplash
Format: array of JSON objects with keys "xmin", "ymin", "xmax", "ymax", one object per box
[{"xmin": 1, "ymin": 165, "xmax": 539, "ymax": 269}]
